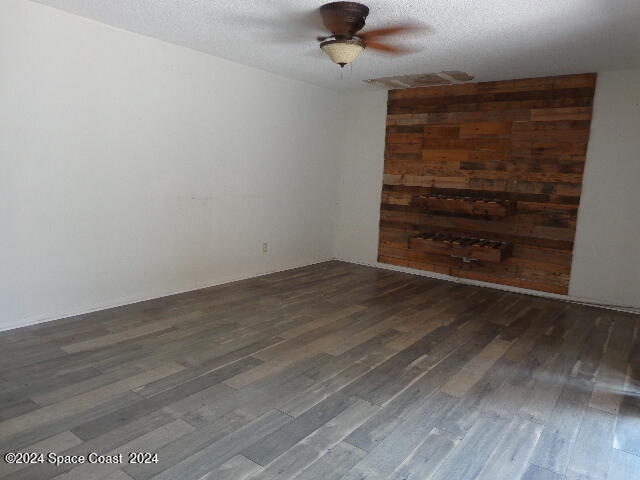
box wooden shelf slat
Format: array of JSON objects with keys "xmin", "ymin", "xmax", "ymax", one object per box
[
  {"xmin": 409, "ymin": 232, "xmax": 513, "ymax": 263},
  {"xmin": 412, "ymin": 194, "xmax": 517, "ymax": 217}
]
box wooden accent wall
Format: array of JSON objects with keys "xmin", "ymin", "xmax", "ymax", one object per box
[{"xmin": 378, "ymin": 73, "xmax": 596, "ymax": 294}]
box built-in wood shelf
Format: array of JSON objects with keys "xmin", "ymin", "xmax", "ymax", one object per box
[
  {"xmin": 412, "ymin": 194, "xmax": 517, "ymax": 218},
  {"xmin": 409, "ymin": 233, "xmax": 513, "ymax": 263}
]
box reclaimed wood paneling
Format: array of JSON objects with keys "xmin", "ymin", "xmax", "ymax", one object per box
[{"xmin": 378, "ymin": 73, "xmax": 596, "ymax": 294}]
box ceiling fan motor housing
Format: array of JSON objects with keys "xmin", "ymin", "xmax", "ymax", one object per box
[{"xmin": 319, "ymin": 2, "xmax": 370, "ymax": 39}]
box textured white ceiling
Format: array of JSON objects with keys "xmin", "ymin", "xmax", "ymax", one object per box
[{"xmin": 31, "ymin": 0, "xmax": 640, "ymax": 91}]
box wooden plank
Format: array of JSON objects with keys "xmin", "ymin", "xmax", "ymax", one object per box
[
  {"xmin": 441, "ymin": 338, "xmax": 513, "ymax": 397},
  {"xmin": 196, "ymin": 455, "xmax": 261, "ymax": 480},
  {"xmin": 6, "ymin": 408, "xmax": 177, "ymax": 479},
  {"xmin": 607, "ymin": 447, "xmax": 640, "ymax": 480},
  {"xmin": 387, "ymin": 428, "xmax": 459, "ymax": 480},
  {"xmin": 590, "ymin": 317, "xmax": 636, "ymax": 415},
  {"xmin": 123, "ymin": 410, "xmax": 254, "ymax": 480},
  {"xmin": 342, "ymin": 392, "xmax": 458, "ymax": 480},
  {"xmin": 475, "ymin": 418, "xmax": 543, "ymax": 480},
  {"xmin": 252, "ymin": 399, "xmax": 378, "ymax": 480},
  {"xmin": 223, "ymin": 359, "xmax": 288, "ymax": 389},
  {"xmin": 0, "ymin": 363, "xmax": 183, "ymax": 439},
  {"xmin": 0, "ymin": 431, "xmax": 83, "ymax": 477},
  {"xmin": 241, "ymin": 393, "xmax": 356, "ymax": 466},
  {"xmin": 101, "ymin": 472, "xmax": 135, "ymax": 480},
  {"xmin": 429, "ymin": 414, "xmax": 509, "ymax": 480},
  {"xmin": 389, "ymin": 82, "xmax": 479, "ymax": 100},
  {"xmin": 424, "ymin": 125, "xmax": 461, "ymax": 138},
  {"xmin": 521, "ymin": 464, "xmax": 564, "ymax": 480},
  {"xmin": 564, "ymin": 407, "xmax": 616, "ymax": 480},
  {"xmin": 55, "ymin": 419, "xmax": 195, "ymax": 480},
  {"xmin": 409, "ymin": 234, "xmax": 512, "ymax": 263},
  {"xmin": 291, "ymin": 442, "xmax": 366, "ymax": 480},
  {"xmin": 529, "ymin": 377, "xmax": 594, "ymax": 475},
  {"xmin": 614, "ymin": 394, "xmax": 640, "ymax": 457},
  {"xmin": 530, "ymin": 107, "xmax": 593, "ymax": 121},
  {"xmin": 150, "ymin": 410, "xmax": 292, "ymax": 480}
]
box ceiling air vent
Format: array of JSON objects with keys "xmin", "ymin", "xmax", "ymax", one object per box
[{"xmin": 365, "ymin": 71, "xmax": 474, "ymax": 89}]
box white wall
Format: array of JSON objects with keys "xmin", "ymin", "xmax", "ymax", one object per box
[
  {"xmin": 332, "ymin": 91, "xmax": 388, "ymax": 263},
  {"xmin": 569, "ymin": 69, "xmax": 640, "ymax": 307},
  {"xmin": 333, "ymin": 71, "xmax": 640, "ymax": 310},
  {"xmin": 0, "ymin": 0, "xmax": 343, "ymax": 331}
]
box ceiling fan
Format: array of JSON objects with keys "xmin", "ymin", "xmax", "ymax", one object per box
[{"xmin": 316, "ymin": 2, "xmax": 421, "ymax": 68}]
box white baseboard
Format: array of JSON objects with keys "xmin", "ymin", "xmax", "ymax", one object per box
[
  {"xmin": 0, "ymin": 258, "xmax": 333, "ymax": 333},
  {"xmin": 333, "ymin": 257, "xmax": 640, "ymax": 315},
  {"xmin": 3, "ymin": 256, "xmax": 637, "ymax": 334}
]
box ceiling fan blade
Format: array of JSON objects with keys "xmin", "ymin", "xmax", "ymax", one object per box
[
  {"xmin": 365, "ymin": 41, "xmax": 414, "ymax": 55},
  {"xmin": 359, "ymin": 23, "xmax": 424, "ymax": 40}
]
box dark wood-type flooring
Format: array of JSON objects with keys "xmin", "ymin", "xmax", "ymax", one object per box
[{"xmin": 1, "ymin": 261, "xmax": 639, "ymax": 480}]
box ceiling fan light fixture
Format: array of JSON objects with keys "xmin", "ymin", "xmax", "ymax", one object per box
[{"xmin": 320, "ymin": 39, "xmax": 365, "ymax": 68}]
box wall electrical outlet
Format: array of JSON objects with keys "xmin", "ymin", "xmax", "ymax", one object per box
[{"xmin": 262, "ymin": 242, "xmax": 268, "ymax": 253}]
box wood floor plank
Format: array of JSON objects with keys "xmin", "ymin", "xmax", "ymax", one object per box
[
  {"xmin": 613, "ymin": 337, "xmax": 640, "ymax": 458},
  {"xmin": 0, "ymin": 363, "xmax": 183, "ymax": 439},
  {"xmin": 184, "ymin": 372, "xmax": 313, "ymax": 426},
  {"xmin": 529, "ymin": 377, "xmax": 595, "ymax": 475},
  {"xmin": 521, "ymin": 464, "xmax": 564, "ymax": 480},
  {"xmin": 0, "ymin": 398, "xmax": 41, "ymax": 422},
  {"xmin": 0, "ymin": 431, "xmax": 83, "ymax": 478},
  {"xmin": 290, "ymin": 442, "xmax": 366, "ymax": 480},
  {"xmin": 251, "ymin": 398, "xmax": 378, "ymax": 480},
  {"xmin": 31, "ymin": 364, "xmax": 146, "ymax": 407},
  {"xmin": 58, "ymin": 419, "xmax": 195, "ymax": 480},
  {"xmin": 387, "ymin": 428, "xmax": 458, "ymax": 480},
  {"xmin": 241, "ymin": 392, "xmax": 356, "ymax": 466},
  {"xmin": 518, "ymin": 352, "xmax": 576, "ymax": 423},
  {"xmin": 614, "ymin": 394, "xmax": 640, "ymax": 457},
  {"xmin": 341, "ymin": 325, "xmax": 458, "ymax": 406},
  {"xmin": 441, "ymin": 337, "xmax": 513, "ymax": 397},
  {"xmin": 224, "ymin": 359, "xmax": 289, "ymax": 389},
  {"xmin": 197, "ymin": 455, "xmax": 262, "ymax": 480},
  {"xmin": 278, "ymin": 335, "xmax": 396, "ymax": 418},
  {"xmin": 0, "ymin": 365, "xmax": 103, "ymax": 409},
  {"xmin": 149, "ymin": 410, "xmax": 292, "ymax": 480},
  {"xmin": 100, "ymin": 471, "xmax": 135, "ymax": 480},
  {"xmin": 607, "ymin": 447, "xmax": 640, "ymax": 480},
  {"xmin": 475, "ymin": 417, "xmax": 543, "ymax": 480},
  {"xmin": 60, "ymin": 315, "xmax": 196, "ymax": 353},
  {"xmin": 429, "ymin": 414, "xmax": 509, "ymax": 480},
  {"xmin": 0, "ymin": 391, "xmax": 143, "ymax": 455},
  {"xmin": 564, "ymin": 407, "xmax": 616, "ymax": 480},
  {"xmin": 589, "ymin": 345, "xmax": 633, "ymax": 415},
  {"xmin": 8, "ymin": 409, "xmax": 178, "ymax": 480},
  {"xmin": 342, "ymin": 392, "xmax": 458, "ymax": 480},
  {"xmin": 123, "ymin": 410, "xmax": 254, "ymax": 480},
  {"xmin": 345, "ymin": 318, "xmax": 499, "ymax": 450}
]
